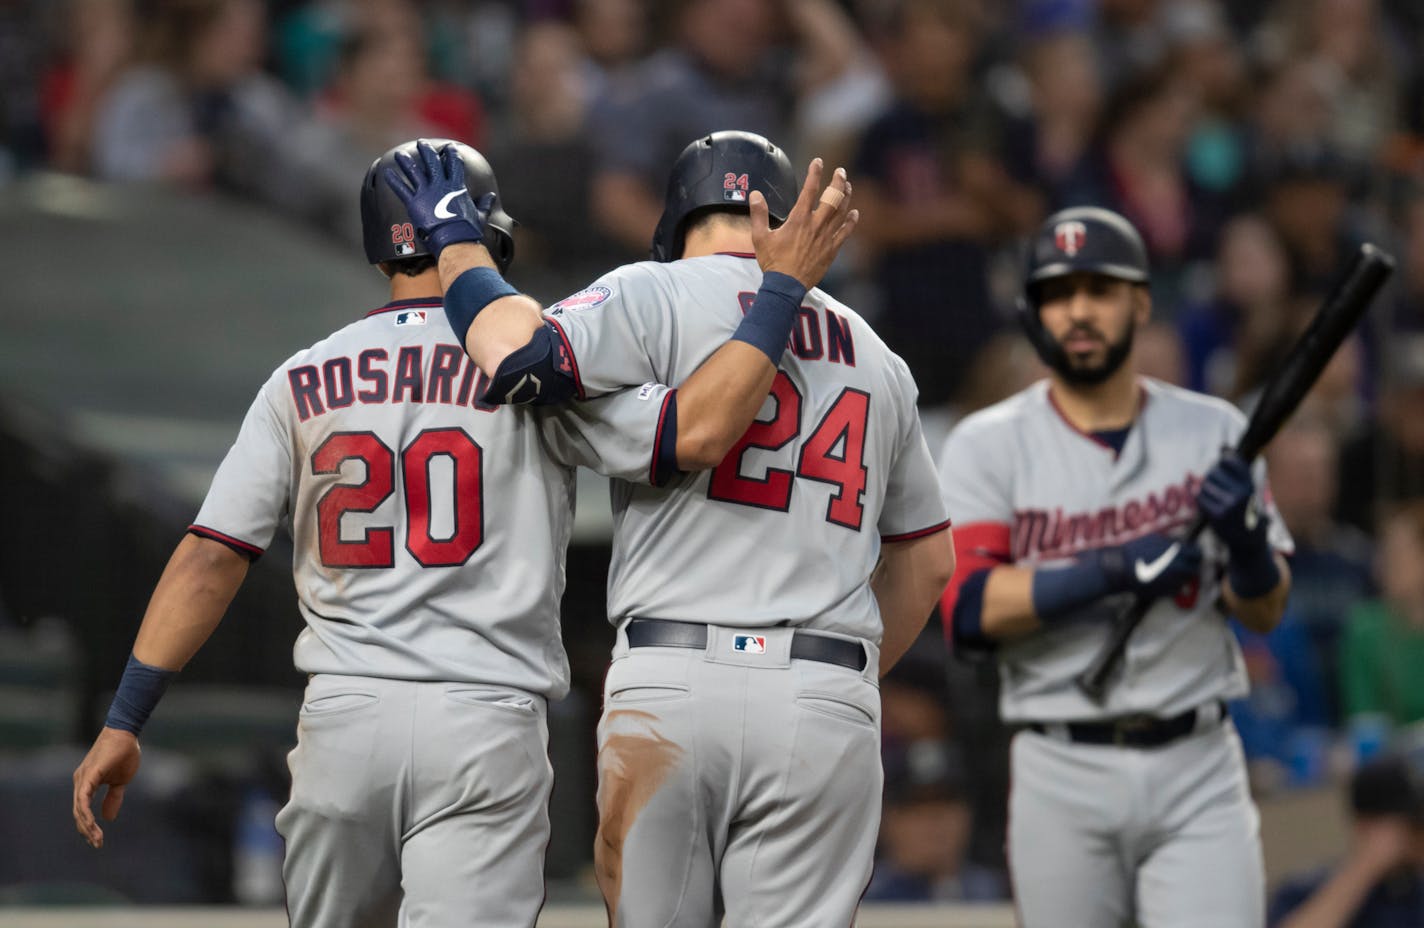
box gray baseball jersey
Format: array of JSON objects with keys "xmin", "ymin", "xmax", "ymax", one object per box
[
  {"xmin": 192, "ymin": 298, "xmax": 675, "ymax": 699},
  {"xmin": 937, "ymin": 377, "xmax": 1292, "ymax": 723},
  {"xmin": 545, "ymin": 253, "xmax": 948, "ymax": 926},
  {"xmin": 546, "ymin": 253, "xmax": 950, "ymax": 639},
  {"xmin": 191, "ymin": 296, "xmax": 677, "ymax": 928}
]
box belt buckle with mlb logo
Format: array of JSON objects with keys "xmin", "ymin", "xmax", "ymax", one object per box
[{"xmin": 733, "ymin": 634, "xmax": 767, "ymax": 655}]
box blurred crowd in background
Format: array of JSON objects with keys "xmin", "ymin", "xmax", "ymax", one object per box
[{"xmin": 5, "ymin": 0, "xmax": 1424, "ymax": 918}]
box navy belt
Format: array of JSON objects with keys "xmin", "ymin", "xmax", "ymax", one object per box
[
  {"xmin": 1028, "ymin": 701, "xmax": 1226, "ymax": 749},
  {"xmin": 625, "ymin": 619, "xmax": 867, "ymax": 672}
]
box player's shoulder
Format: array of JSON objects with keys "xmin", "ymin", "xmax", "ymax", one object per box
[
  {"xmin": 1140, "ymin": 377, "xmax": 1246, "ymax": 429},
  {"xmin": 805, "ymin": 287, "xmax": 901, "ymax": 366},
  {"xmin": 951, "ymin": 380, "xmax": 1051, "ymax": 440},
  {"xmin": 546, "ymin": 260, "xmax": 673, "ymax": 317}
]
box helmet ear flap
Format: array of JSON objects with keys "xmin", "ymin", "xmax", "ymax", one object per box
[{"xmin": 1016, "ymin": 292, "xmax": 1058, "ymax": 369}]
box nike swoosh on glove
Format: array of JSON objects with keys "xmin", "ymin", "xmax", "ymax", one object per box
[
  {"xmin": 1096, "ymin": 532, "xmax": 1204, "ymax": 600},
  {"xmin": 382, "ymin": 140, "xmax": 495, "ymax": 256}
]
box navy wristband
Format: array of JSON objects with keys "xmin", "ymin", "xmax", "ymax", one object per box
[
  {"xmin": 1227, "ymin": 546, "xmax": 1282, "ymax": 600},
  {"xmin": 444, "ymin": 267, "xmax": 521, "ymax": 345},
  {"xmin": 104, "ymin": 653, "xmax": 175, "ymax": 735},
  {"xmin": 949, "ymin": 569, "xmax": 997, "ymax": 658},
  {"xmin": 1031, "ymin": 557, "xmax": 1117, "ymax": 621},
  {"xmin": 733, "ymin": 271, "xmax": 806, "ymax": 365}
]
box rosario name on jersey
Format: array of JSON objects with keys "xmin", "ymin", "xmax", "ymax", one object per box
[
  {"xmin": 937, "ymin": 378, "xmax": 1294, "ymax": 722},
  {"xmin": 543, "ymin": 254, "xmax": 950, "ymax": 643},
  {"xmin": 190, "ymin": 298, "xmax": 673, "ymax": 698}
]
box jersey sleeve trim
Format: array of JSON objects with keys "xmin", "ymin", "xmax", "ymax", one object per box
[
  {"xmin": 543, "ymin": 316, "xmax": 586, "ymax": 401},
  {"xmin": 939, "ymin": 520, "xmax": 1012, "ymax": 620},
  {"xmin": 881, "ymin": 519, "xmax": 952, "ymax": 543},
  {"xmin": 650, "ymin": 389, "xmax": 680, "ymax": 487},
  {"xmin": 187, "ymin": 524, "xmax": 264, "ymax": 560}
]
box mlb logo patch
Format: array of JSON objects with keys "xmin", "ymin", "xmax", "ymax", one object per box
[
  {"xmin": 394, "ymin": 241, "xmax": 416, "ymax": 257},
  {"xmin": 395, "ymin": 310, "xmax": 427, "ymax": 326},
  {"xmin": 733, "ymin": 635, "xmax": 767, "ymax": 654},
  {"xmin": 723, "ymin": 172, "xmax": 749, "ymax": 203}
]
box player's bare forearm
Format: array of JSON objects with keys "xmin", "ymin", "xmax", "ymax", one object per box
[
  {"xmin": 873, "ymin": 529, "xmax": 956, "ymax": 675},
  {"xmin": 1222, "ymin": 553, "xmax": 1291, "ymax": 635},
  {"xmin": 436, "ymin": 242, "xmax": 544, "ymax": 374},
  {"xmin": 131, "ymin": 534, "xmax": 250, "ymax": 671},
  {"xmin": 978, "ymin": 566, "xmax": 1044, "ymax": 641},
  {"xmin": 673, "ymin": 342, "xmax": 777, "ymax": 470},
  {"xmin": 74, "ymin": 534, "xmax": 247, "ymax": 849}
]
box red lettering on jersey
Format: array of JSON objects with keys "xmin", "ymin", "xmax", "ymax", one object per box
[
  {"xmin": 288, "ymin": 366, "xmax": 324, "ymax": 421},
  {"xmin": 391, "ymin": 346, "xmax": 425, "ymax": 403},
  {"xmin": 358, "ymin": 349, "xmax": 389, "ymax": 403},
  {"xmin": 791, "ymin": 308, "xmax": 824, "ymax": 361},
  {"xmin": 323, "ymin": 357, "xmax": 355, "ymax": 409},
  {"xmin": 826, "ymin": 309, "xmax": 856, "ymax": 366},
  {"xmin": 735, "ymin": 294, "xmax": 857, "ymax": 368},
  {"xmin": 427, "ymin": 345, "xmax": 464, "ymax": 404},
  {"xmin": 1012, "ymin": 473, "xmax": 1204, "ymax": 561}
]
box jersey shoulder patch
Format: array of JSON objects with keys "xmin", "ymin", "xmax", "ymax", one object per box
[{"xmin": 548, "ymin": 285, "xmax": 615, "ymax": 315}]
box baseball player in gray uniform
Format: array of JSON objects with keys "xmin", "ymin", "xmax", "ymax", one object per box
[
  {"xmin": 390, "ymin": 130, "xmax": 957, "ymax": 927},
  {"xmin": 71, "ymin": 139, "xmax": 851, "ymax": 928},
  {"xmin": 938, "ymin": 206, "xmax": 1294, "ymax": 928}
]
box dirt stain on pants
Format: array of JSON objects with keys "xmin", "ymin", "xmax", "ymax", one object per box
[{"xmin": 594, "ymin": 708, "xmax": 684, "ymax": 924}]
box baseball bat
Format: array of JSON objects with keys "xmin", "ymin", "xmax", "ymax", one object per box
[{"xmin": 1074, "ymin": 242, "xmax": 1396, "ymax": 703}]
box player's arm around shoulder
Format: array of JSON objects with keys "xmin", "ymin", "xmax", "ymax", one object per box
[{"xmin": 73, "ymin": 533, "xmax": 251, "ymax": 848}]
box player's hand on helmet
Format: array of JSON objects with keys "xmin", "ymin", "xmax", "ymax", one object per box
[
  {"xmin": 382, "ymin": 140, "xmax": 495, "ymax": 256},
  {"xmin": 1196, "ymin": 453, "xmax": 1270, "ymax": 556},
  {"xmin": 750, "ymin": 158, "xmax": 858, "ymax": 290},
  {"xmin": 72, "ymin": 727, "xmax": 142, "ymax": 849},
  {"xmin": 1094, "ymin": 532, "xmax": 1203, "ymax": 600}
]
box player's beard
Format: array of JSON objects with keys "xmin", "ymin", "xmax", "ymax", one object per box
[{"xmin": 1049, "ymin": 316, "xmax": 1135, "ymax": 386}]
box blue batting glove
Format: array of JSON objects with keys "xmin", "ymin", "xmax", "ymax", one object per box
[
  {"xmin": 382, "ymin": 140, "xmax": 494, "ymax": 256},
  {"xmin": 1033, "ymin": 532, "xmax": 1203, "ymax": 620},
  {"xmin": 1196, "ymin": 454, "xmax": 1270, "ymax": 557},
  {"xmin": 1094, "ymin": 532, "xmax": 1204, "ymax": 599}
]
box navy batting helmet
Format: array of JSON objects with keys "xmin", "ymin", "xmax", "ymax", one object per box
[
  {"xmin": 650, "ymin": 131, "xmax": 798, "ymax": 262},
  {"xmin": 361, "ymin": 138, "xmax": 517, "ymax": 273},
  {"xmin": 1018, "ymin": 206, "xmax": 1150, "ymax": 372}
]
